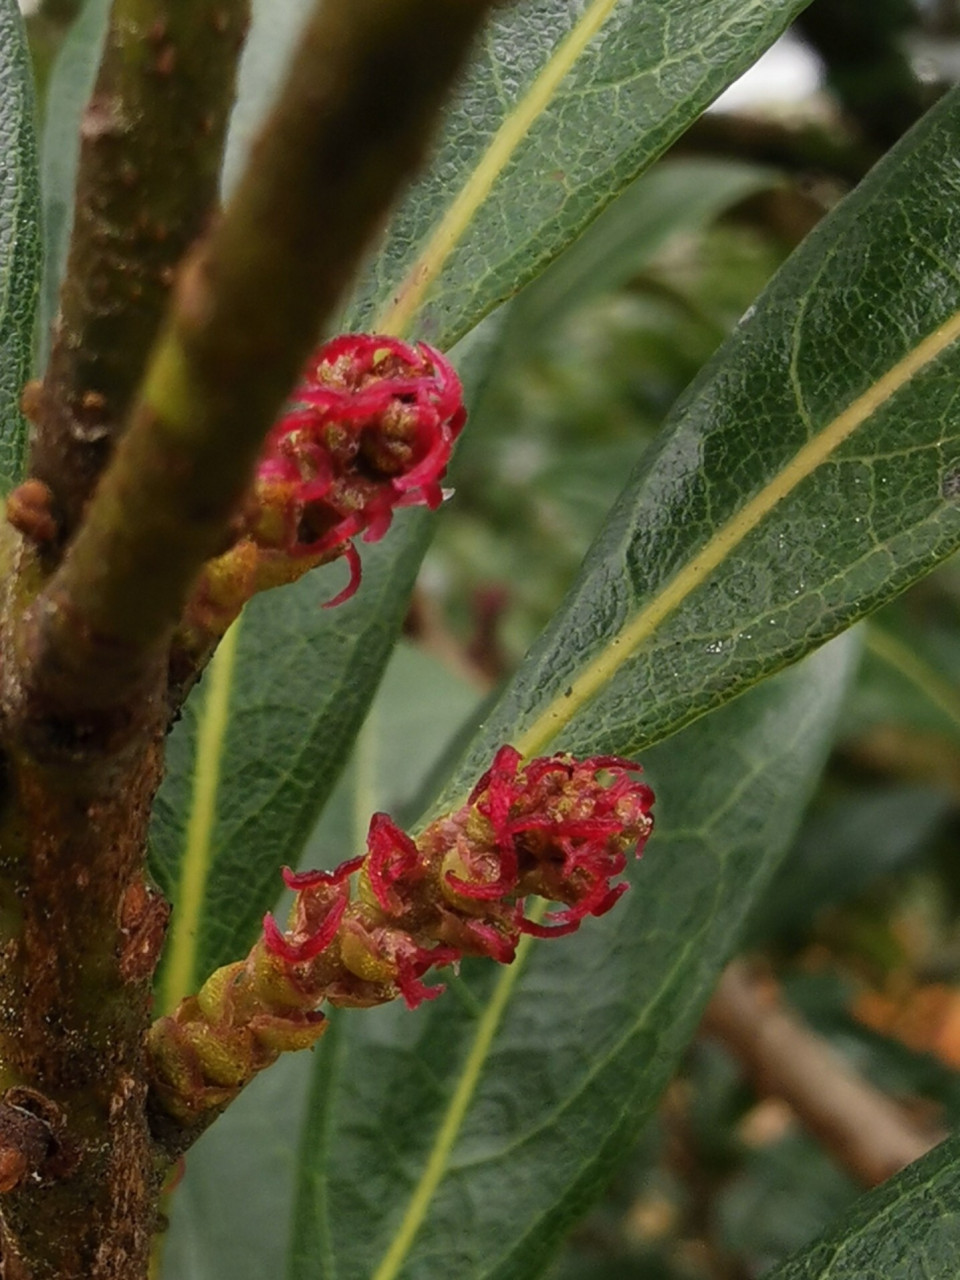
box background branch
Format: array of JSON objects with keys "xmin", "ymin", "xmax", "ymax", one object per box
[{"xmin": 702, "ymin": 960, "xmax": 945, "ymax": 1188}]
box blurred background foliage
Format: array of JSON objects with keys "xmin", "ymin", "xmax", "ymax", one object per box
[{"xmin": 24, "ymin": 0, "xmax": 960, "ymax": 1274}]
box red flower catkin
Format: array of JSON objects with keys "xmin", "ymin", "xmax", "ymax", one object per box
[
  {"xmin": 256, "ymin": 333, "xmax": 466, "ymax": 604},
  {"xmin": 183, "ymin": 334, "xmax": 466, "ymax": 644},
  {"xmin": 148, "ymin": 749, "xmax": 654, "ymax": 1123}
]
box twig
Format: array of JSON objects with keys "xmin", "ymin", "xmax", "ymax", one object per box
[
  {"xmin": 28, "ymin": 0, "xmax": 250, "ymax": 542},
  {"xmin": 702, "ymin": 960, "xmax": 944, "ymax": 1187},
  {"xmin": 25, "ymin": 0, "xmax": 503, "ymax": 725}
]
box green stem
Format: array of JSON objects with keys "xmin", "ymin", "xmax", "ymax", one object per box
[{"xmin": 28, "ymin": 0, "xmax": 251, "ymax": 542}]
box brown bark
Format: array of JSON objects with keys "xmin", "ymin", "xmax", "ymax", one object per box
[
  {"xmin": 29, "ymin": 0, "xmax": 251, "ymax": 545},
  {"xmin": 703, "ymin": 961, "xmax": 944, "ymax": 1187},
  {"xmin": 0, "ymin": 734, "xmax": 167, "ymax": 1279}
]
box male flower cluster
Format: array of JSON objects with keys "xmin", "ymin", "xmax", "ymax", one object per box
[
  {"xmin": 148, "ymin": 748, "xmax": 654, "ymax": 1123},
  {"xmin": 182, "ymin": 333, "xmax": 465, "ymax": 647}
]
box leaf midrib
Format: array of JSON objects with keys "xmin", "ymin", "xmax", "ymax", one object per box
[
  {"xmin": 368, "ymin": 914, "xmax": 542, "ymax": 1280},
  {"xmin": 374, "ymin": 0, "xmax": 622, "ymax": 337},
  {"xmin": 513, "ymin": 307, "xmax": 960, "ymax": 761},
  {"xmin": 159, "ymin": 621, "xmax": 241, "ymax": 1014}
]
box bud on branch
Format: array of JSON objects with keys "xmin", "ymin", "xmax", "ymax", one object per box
[
  {"xmin": 181, "ymin": 333, "xmax": 465, "ymax": 655},
  {"xmin": 148, "ymin": 748, "xmax": 654, "ymax": 1126}
]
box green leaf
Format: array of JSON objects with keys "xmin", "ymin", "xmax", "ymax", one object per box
[
  {"xmin": 749, "ymin": 782, "xmax": 952, "ymax": 942},
  {"xmin": 432, "ymin": 85, "xmax": 960, "ymax": 795},
  {"xmin": 849, "ymin": 613, "xmax": 960, "ymax": 745},
  {"xmin": 442, "ymin": 158, "xmax": 780, "ymax": 658},
  {"xmin": 342, "ymin": 0, "xmax": 808, "ymax": 347},
  {"xmin": 160, "ymin": 1054, "xmax": 310, "ymax": 1280},
  {"xmin": 300, "ymin": 644, "xmax": 484, "ymax": 860},
  {"xmin": 765, "ymin": 1133, "xmax": 960, "ymax": 1280},
  {"xmin": 0, "ymin": 0, "xmax": 41, "ymax": 490},
  {"xmin": 220, "ymin": 0, "xmax": 313, "ymax": 197},
  {"xmin": 290, "ymin": 637, "xmax": 857, "ymax": 1280},
  {"xmin": 36, "ymin": 0, "xmax": 109, "ymax": 372},
  {"xmin": 499, "ymin": 156, "xmax": 778, "ymax": 344},
  {"xmin": 150, "ymin": 514, "xmax": 433, "ymax": 1008},
  {"xmin": 459, "ymin": 154, "xmax": 776, "ymax": 454}
]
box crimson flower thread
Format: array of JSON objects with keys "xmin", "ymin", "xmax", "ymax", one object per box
[{"xmin": 148, "ymin": 748, "xmax": 653, "ymax": 1124}]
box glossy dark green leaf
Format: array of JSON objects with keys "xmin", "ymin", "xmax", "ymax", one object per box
[
  {"xmin": 36, "ymin": 0, "xmax": 109, "ymax": 371},
  {"xmin": 341, "ymin": 0, "xmax": 807, "ymax": 348},
  {"xmin": 434, "ymin": 86, "xmax": 960, "ymax": 797},
  {"xmin": 290, "ymin": 638, "xmax": 856, "ymax": 1280},
  {"xmin": 0, "ymin": 0, "xmax": 41, "ymax": 490},
  {"xmin": 766, "ymin": 1134, "xmax": 960, "ymax": 1280},
  {"xmin": 150, "ymin": 514, "xmax": 433, "ymax": 1008}
]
